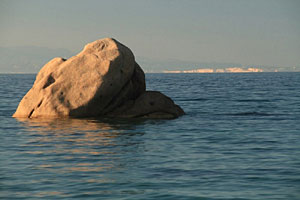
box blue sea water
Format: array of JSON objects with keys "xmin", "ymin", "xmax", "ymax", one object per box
[{"xmin": 0, "ymin": 72, "xmax": 300, "ymax": 200}]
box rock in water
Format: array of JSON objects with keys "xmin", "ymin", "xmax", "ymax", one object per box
[{"xmin": 13, "ymin": 38, "xmax": 184, "ymax": 119}]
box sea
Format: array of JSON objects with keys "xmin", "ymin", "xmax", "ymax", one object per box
[{"xmin": 0, "ymin": 72, "xmax": 299, "ymax": 200}]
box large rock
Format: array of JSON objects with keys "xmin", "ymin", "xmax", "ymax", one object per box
[{"xmin": 13, "ymin": 38, "xmax": 184, "ymax": 119}]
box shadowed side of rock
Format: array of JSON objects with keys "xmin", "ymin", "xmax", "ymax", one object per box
[{"xmin": 99, "ymin": 63, "xmax": 146, "ymax": 115}]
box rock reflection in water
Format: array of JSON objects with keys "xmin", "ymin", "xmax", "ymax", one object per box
[{"xmin": 14, "ymin": 118, "xmax": 146, "ymax": 198}]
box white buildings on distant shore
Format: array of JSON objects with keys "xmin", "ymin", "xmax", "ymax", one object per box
[
  {"xmin": 164, "ymin": 69, "xmax": 214, "ymax": 73},
  {"xmin": 225, "ymin": 67, "xmax": 263, "ymax": 73},
  {"xmin": 163, "ymin": 67, "xmax": 264, "ymax": 73}
]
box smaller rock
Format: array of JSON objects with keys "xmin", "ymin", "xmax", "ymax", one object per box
[{"xmin": 107, "ymin": 91, "xmax": 185, "ymax": 119}]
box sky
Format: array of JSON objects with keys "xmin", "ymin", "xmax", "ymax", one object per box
[{"xmin": 1, "ymin": 0, "xmax": 300, "ymax": 70}]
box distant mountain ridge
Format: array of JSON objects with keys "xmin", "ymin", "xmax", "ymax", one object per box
[
  {"xmin": 0, "ymin": 47, "xmax": 298, "ymax": 73},
  {"xmin": 0, "ymin": 46, "xmax": 74, "ymax": 73}
]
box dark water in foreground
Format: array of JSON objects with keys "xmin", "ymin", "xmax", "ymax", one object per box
[{"xmin": 0, "ymin": 73, "xmax": 300, "ymax": 200}]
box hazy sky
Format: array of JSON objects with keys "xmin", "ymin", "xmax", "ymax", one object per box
[{"xmin": 1, "ymin": 0, "xmax": 300, "ymax": 67}]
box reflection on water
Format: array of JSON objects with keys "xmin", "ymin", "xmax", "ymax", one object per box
[
  {"xmin": 12, "ymin": 118, "xmax": 146, "ymax": 198},
  {"xmin": 16, "ymin": 117, "xmax": 145, "ymax": 132}
]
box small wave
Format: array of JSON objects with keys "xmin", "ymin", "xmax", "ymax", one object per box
[
  {"xmin": 236, "ymin": 99, "xmax": 271, "ymax": 103},
  {"xmin": 229, "ymin": 112, "xmax": 271, "ymax": 116},
  {"xmin": 181, "ymin": 98, "xmax": 210, "ymax": 101}
]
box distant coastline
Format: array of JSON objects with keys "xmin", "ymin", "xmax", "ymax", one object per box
[{"xmin": 163, "ymin": 67, "xmax": 265, "ymax": 73}]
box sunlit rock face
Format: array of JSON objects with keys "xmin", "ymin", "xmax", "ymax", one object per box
[{"xmin": 13, "ymin": 38, "xmax": 184, "ymax": 119}]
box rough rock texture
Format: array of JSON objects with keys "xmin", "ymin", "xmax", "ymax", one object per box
[{"xmin": 13, "ymin": 38, "xmax": 184, "ymax": 119}]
